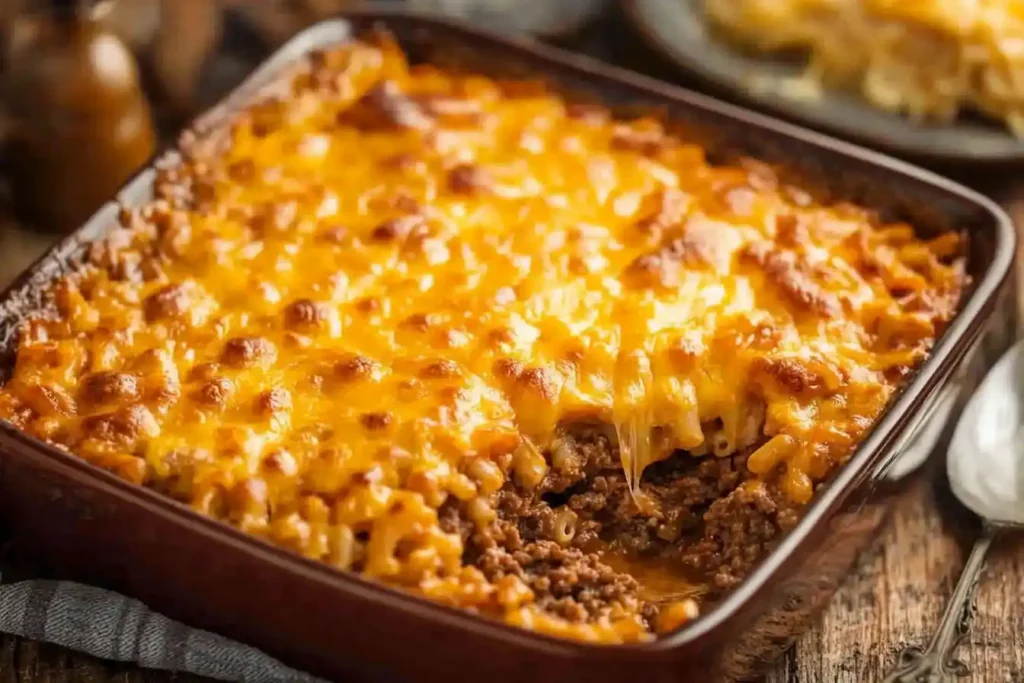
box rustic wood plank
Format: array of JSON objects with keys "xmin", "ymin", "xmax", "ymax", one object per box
[{"xmin": 764, "ymin": 476, "xmax": 1024, "ymax": 683}]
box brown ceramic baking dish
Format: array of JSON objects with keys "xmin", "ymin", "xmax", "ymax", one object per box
[{"xmin": 0, "ymin": 10, "xmax": 1017, "ymax": 683}]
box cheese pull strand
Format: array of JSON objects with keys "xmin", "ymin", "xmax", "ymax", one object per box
[{"xmin": 614, "ymin": 348, "xmax": 656, "ymax": 500}]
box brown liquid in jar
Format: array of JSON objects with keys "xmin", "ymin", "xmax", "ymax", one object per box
[{"xmin": 5, "ymin": 0, "xmax": 156, "ymax": 232}]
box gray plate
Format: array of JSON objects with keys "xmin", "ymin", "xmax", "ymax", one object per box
[{"xmin": 622, "ymin": 0, "xmax": 1024, "ymax": 165}]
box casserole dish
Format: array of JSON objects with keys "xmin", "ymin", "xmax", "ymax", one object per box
[{"xmin": 0, "ymin": 9, "xmax": 1016, "ymax": 682}]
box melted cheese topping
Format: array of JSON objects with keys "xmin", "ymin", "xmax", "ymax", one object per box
[
  {"xmin": 0, "ymin": 35, "xmax": 964, "ymax": 642},
  {"xmin": 704, "ymin": 0, "xmax": 1024, "ymax": 135}
]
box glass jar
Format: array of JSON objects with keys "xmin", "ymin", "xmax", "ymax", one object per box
[{"xmin": 4, "ymin": 0, "xmax": 156, "ymax": 232}]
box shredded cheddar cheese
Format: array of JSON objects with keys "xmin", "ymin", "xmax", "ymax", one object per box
[{"xmin": 0, "ymin": 34, "xmax": 965, "ymax": 642}]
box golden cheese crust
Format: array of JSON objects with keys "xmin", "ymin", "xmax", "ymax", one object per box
[{"xmin": 0, "ymin": 34, "xmax": 965, "ymax": 643}]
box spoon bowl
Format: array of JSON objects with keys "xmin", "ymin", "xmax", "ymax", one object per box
[
  {"xmin": 948, "ymin": 337, "xmax": 1024, "ymax": 525},
  {"xmin": 884, "ymin": 337, "xmax": 1024, "ymax": 682}
]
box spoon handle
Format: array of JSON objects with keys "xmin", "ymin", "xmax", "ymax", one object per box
[{"xmin": 881, "ymin": 525, "xmax": 998, "ymax": 683}]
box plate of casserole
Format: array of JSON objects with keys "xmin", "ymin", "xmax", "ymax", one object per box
[{"xmin": 622, "ymin": 0, "xmax": 1024, "ymax": 164}]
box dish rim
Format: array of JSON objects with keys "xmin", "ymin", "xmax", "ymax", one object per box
[{"xmin": 0, "ymin": 8, "xmax": 1015, "ymax": 655}]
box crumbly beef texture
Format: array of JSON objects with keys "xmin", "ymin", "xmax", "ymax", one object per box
[
  {"xmin": 474, "ymin": 533, "xmax": 657, "ymax": 625},
  {"xmin": 445, "ymin": 425, "xmax": 802, "ymax": 628},
  {"xmin": 679, "ymin": 482, "xmax": 802, "ymax": 590}
]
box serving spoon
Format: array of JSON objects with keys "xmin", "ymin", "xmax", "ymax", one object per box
[{"xmin": 882, "ymin": 338, "xmax": 1024, "ymax": 683}]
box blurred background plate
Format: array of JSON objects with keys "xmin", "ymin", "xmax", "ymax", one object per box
[
  {"xmin": 402, "ymin": 0, "xmax": 610, "ymax": 38},
  {"xmin": 621, "ymin": 0, "xmax": 1024, "ymax": 166}
]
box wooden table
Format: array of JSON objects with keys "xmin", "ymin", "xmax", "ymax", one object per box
[{"xmin": 2, "ymin": 7, "xmax": 1024, "ymax": 682}]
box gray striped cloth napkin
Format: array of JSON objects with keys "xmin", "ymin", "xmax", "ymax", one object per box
[{"xmin": 0, "ymin": 574, "xmax": 326, "ymax": 683}]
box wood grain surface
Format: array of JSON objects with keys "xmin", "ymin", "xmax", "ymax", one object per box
[{"xmin": 1, "ymin": 6, "xmax": 1024, "ymax": 682}]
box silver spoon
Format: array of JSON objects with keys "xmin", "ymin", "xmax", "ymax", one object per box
[{"xmin": 883, "ymin": 338, "xmax": 1024, "ymax": 683}]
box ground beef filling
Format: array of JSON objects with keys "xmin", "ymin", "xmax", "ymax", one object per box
[{"xmin": 442, "ymin": 426, "xmax": 802, "ymax": 629}]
